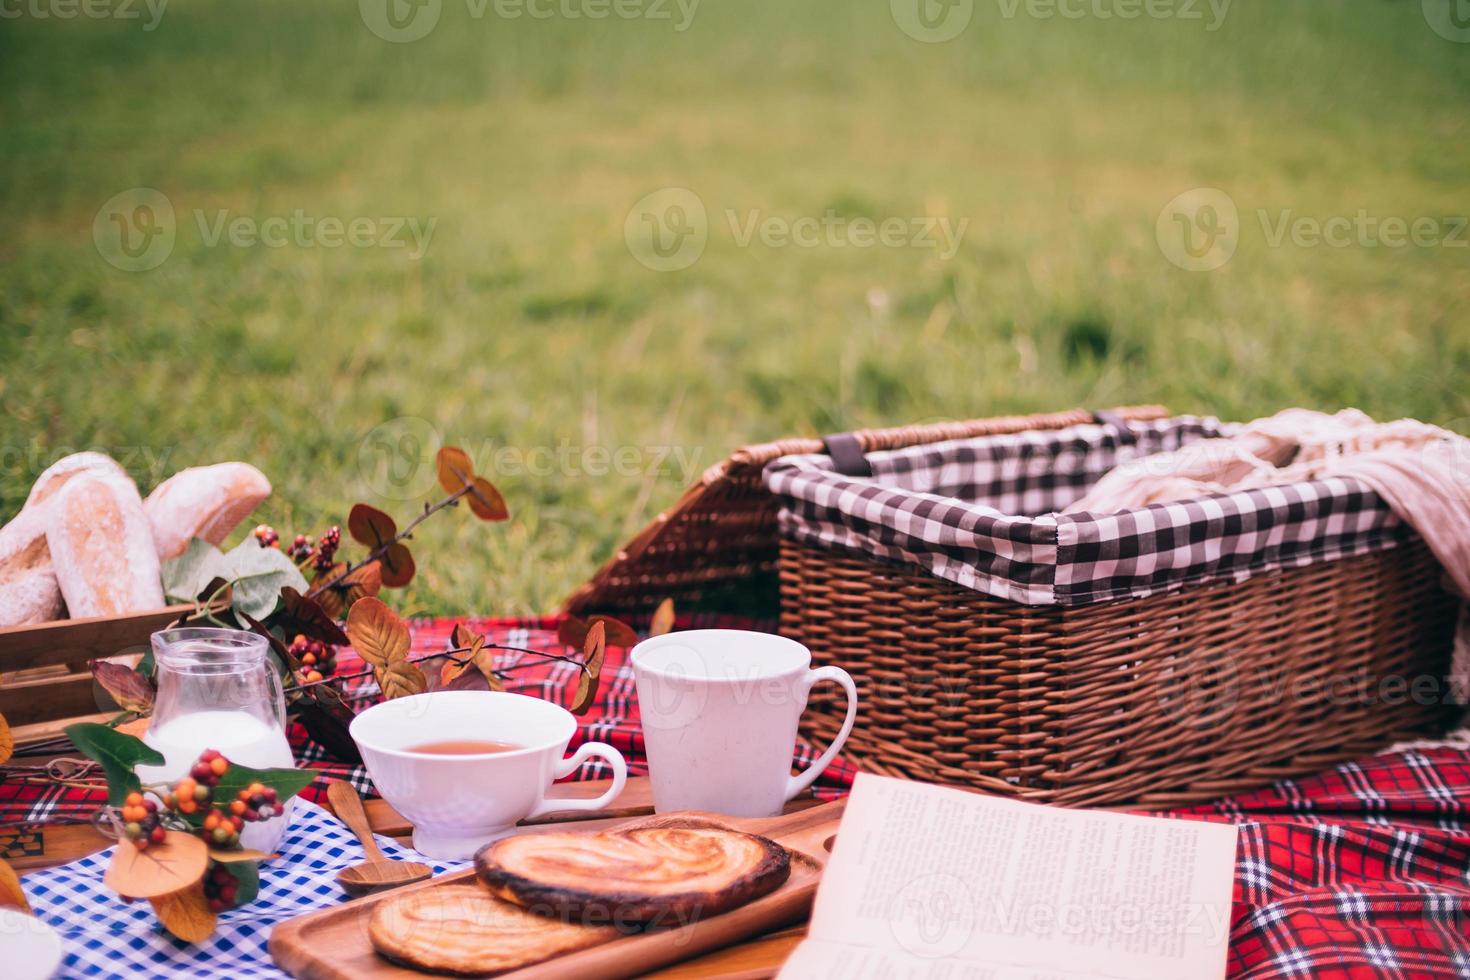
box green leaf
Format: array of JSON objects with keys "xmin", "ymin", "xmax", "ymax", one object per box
[
  {"xmin": 213, "ymin": 761, "xmax": 318, "ymax": 805},
  {"xmin": 222, "ymin": 540, "xmax": 309, "ymax": 621},
  {"xmin": 220, "ymin": 859, "xmax": 260, "ymax": 906},
  {"xmin": 161, "ymin": 538, "xmax": 229, "ymax": 604},
  {"xmin": 64, "ymin": 723, "xmax": 165, "ymax": 805}
]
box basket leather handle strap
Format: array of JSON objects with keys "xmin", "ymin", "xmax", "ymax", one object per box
[
  {"xmin": 1092, "ymin": 409, "xmax": 1138, "ymax": 445},
  {"xmin": 822, "ymin": 432, "xmax": 873, "ymax": 477}
]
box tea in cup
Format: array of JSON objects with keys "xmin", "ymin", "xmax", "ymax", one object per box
[{"xmin": 350, "ymin": 691, "xmax": 627, "ymax": 859}]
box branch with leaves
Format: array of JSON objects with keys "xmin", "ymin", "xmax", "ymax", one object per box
[{"xmin": 84, "ymin": 444, "xmax": 678, "ymax": 770}]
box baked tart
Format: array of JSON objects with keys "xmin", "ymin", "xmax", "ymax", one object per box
[
  {"xmin": 368, "ymin": 884, "xmax": 615, "ymax": 976},
  {"xmin": 475, "ymin": 820, "xmax": 791, "ymax": 926}
]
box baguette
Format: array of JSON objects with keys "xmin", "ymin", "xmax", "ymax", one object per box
[
  {"xmin": 47, "ymin": 472, "xmax": 164, "ymax": 618},
  {"xmin": 24, "ymin": 451, "xmax": 126, "ymax": 510},
  {"xmin": 144, "ymin": 462, "xmax": 271, "ymax": 560},
  {"xmin": 0, "ymin": 506, "xmax": 64, "ymax": 627},
  {"xmin": 0, "ymin": 452, "xmax": 125, "ymax": 626}
]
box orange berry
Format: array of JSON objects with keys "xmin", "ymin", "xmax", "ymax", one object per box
[
  {"xmin": 247, "ymin": 783, "xmax": 265, "ymax": 796},
  {"xmin": 204, "ymin": 813, "xmax": 219, "ymax": 830},
  {"xmin": 125, "ymin": 792, "xmax": 144, "ymax": 807},
  {"xmin": 179, "ymin": 799, "xmax": 198, "ymax": 814},
  {"xmin": 210, "ymin": 757, "xmax": 228, "ymax": 776},
  {"xmin": 229, "ymin": 801, "xmax": 246, "ymax": 816}
]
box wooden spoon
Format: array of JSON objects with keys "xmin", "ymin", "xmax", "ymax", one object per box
[{"xmin": 328, "ymin": 781, "xmax": 433, "ymax": 897}]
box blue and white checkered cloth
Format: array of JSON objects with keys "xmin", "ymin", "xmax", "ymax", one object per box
[{"xmin": 23, "ymin": 801, "xmax": 467, "ymax": 978}]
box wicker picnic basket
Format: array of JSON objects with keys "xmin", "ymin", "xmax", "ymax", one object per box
[
  {"xmin": 767, "ymin": 414, "xmax": 1462, "ymax": 807},
  {"xmin": 563, "ymin": 405, "xmax": 1171, "ymax": 620}
]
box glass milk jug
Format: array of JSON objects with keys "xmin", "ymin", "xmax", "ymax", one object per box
[{"xmin": 135, "ymin": 628, "xmax": 297, "ymax": 852}]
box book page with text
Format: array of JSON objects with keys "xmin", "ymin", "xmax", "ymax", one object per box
[{"xmin": 779, "ymin": 773, "xmax": 1237, "ymax": 980}]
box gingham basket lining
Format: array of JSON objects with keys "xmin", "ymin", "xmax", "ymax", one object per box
[{"xmin": 764, "ymin": 416, "xmax": 1409, "ymax": 606}]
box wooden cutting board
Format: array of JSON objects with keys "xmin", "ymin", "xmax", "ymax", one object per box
[{"xmin": 269, "ymin": 800, "xmax": 843, "ymax": 980}]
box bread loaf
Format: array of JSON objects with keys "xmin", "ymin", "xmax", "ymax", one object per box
[
  {"xmin": 47, "ymin": 472, "xmax": 164, "ymax": 618},
  {"xmin": 24, "ymin": 451, "xmax": 126, "ymax": 509},
  {"xmin": 0, "ymin": 507, "xmax": 65, "ymax": 627},
  {"xmin": 0, "ymin": 452, "xmax": 126, "ymax": 627},
  {"xmin": 144, "ymin": 462, "xmax": 271, "ymax": 560}
]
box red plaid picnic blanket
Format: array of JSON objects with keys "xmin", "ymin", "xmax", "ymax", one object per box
[{"xmin": 2, "ymin": 615, "xmax": 1467, "ymax": 978}]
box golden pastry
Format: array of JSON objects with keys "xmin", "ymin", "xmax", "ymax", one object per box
[
  {"xmin": 369, "ymin": 883, "xmax": 614, "ymax": 976},
  {"xmin": 475, "ymin": 821, "xmax": 790, "ymax": 926}
]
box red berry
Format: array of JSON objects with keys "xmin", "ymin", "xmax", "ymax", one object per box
[
  {"xmin": 150, "ymin": 825, "xmax": 166, "ymax": 844},
  {"xmin": 209, "ymin": 898, "xmax": 227, "ymax": 913}
]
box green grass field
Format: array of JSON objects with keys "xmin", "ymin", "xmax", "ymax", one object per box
[{"xmin": 2, "ymin": 0, "xmax": 1467, "ymax": 615}]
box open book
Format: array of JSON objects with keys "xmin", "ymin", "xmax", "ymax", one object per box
[{"xmin": 780, "ymin": 774, "xmax": 1238, "ymax": 980}]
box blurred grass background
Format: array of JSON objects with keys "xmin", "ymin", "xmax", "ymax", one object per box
[{"xmin": 1, "ymin": 0, "xmax": 1467, "ymax": 615}]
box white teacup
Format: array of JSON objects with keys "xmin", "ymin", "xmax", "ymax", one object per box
[
  {"xmin": 631, "ymin": 629, "xmax": 858, "ymax": 817},
  {"xmin": 350, "ymin": 691, "xmax": 627, "ymax": 859}
]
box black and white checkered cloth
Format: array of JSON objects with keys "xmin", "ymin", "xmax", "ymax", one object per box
[{"xmin": 763, "ymin": 416, "xmax": 1413, "ymax": 606}]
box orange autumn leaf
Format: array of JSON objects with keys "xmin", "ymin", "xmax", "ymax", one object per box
[
  {"xmin": 312, "ymin": 561, "xmax": 382, "ymax": 618},
  {"xmin": 558, "ymin": 615, "xmax": 637, "ymax": 650},
  {"xmin": 377, "ymin": 659, "xmax": 428, "ymax": 700},
  {"xmin": 466, "ymin": 476, "xmax": 508, "ymax": 521},
  {"xmin": 343, "ymin": 561, "xmax": 383, "ymax": 603},
  {"xmin": 347, "ymin": 503, "xmax": 397, "ymax": 548},
  {"xmin": 571, "ymin": 621, "xmax": 606, "ymax": 715},
  {"xmin": 150, "ymin": 881, "xmax": 216, "ymax": 942},
  {"xmin": 105, "ymin": 832, "xmax": 208, "ymax": 899},
  {"xmin": 435, "ymin": 446, "xmax": 475, "ymax": 494},
  {"xmin": 207, "ymin": 847, "xmax": 269, "ymax": 863},
  {"xmin": 649, "ymin": 598, "xmax": 676, "ymax": 637},
  {"xmin": 344, "ymin": 597, "xmax": 410, "ymax": 671},
  {"xmin": 0, "ymin": 712, "xmax": 12, "ymax": 766},
  {"xmin": 114, "ymin": 716, "xmax": 151, "ymax": 740},
  {"xmin": 379, "ymin": 542, "xmax": 416, "ymax": 588},
  {"xmin": 0, "ymin": 856, "xmax": 29, "ymax": 913}
]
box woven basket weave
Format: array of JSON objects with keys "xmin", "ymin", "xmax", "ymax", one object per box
[
  {"xmin": 563, "ymin": 405, "xmax": 1169, "ymax": 618},
  {"xmin": 781, "ymin": 506, "xmax": 1460, "ymax": 808}
]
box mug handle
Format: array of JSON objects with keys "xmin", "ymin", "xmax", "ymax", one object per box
[
  {"xmin": 784, "ymin": 665, "xmax": 858, "ymax": 802},
  {"xmin": 527, "ymin": 741, "xmax": 628, "ymax": 819}
]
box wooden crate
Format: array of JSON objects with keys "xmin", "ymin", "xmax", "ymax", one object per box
[{"xmin": 0, "ymin": 605, "xmax": 201, "ymax": 748}]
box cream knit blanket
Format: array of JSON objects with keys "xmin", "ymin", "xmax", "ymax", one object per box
[{"xmin": 1067, "ymin": 409, "xmax": 1470, "ymax": 701}]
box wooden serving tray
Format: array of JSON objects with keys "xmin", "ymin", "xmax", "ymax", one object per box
[{"xmin": 269, "ymin": 801, "xmax": 844, "ymax": 979}]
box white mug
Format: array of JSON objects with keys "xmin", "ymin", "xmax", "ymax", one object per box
[
  {"xmin": 350, "ymin": 691, "xmax": 627, "ymax": 859},
  {"xmin": 631, "ymin": 629, "xmax": 858, "ymax": 817}
]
